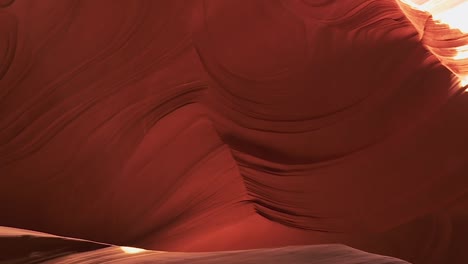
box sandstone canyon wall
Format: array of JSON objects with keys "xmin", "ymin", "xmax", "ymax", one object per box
[{"xmin": 1, "ymin": 0, "xmax": 468, "ymax": 263}]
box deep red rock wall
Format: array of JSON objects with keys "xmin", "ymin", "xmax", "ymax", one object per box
[{"xmin": 1, "ymin": 1, "xmax": 468, "ymax": 263}]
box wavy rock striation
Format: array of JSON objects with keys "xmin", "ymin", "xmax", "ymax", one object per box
[{"xmin": 1, "ymin": 0, "xmax": 468, "ymax": 263}]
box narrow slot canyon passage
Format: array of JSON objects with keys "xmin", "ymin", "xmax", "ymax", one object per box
[{"xmin": 1, "ymin": 0, "xmax": 468, "ymax": 263}]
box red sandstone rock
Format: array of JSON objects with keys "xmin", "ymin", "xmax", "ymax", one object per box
[{"xmin": 1, "ymin": 1, "xmax": 468, "ymax": 263}]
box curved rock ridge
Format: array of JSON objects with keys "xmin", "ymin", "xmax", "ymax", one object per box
[
  {"xmin": 0, "ymin": 226, "xmax": 410, "ymax": 264},
  {"xmin": 1, "ymin": 0, "xmax": 468, "ymax": 263},
  {"xmin": 50, "ymin": 245, "xmax": 411, "ymax": 264},
  {"xmin": 397, "ymin": 0, "xmax": 468, "ymax": 87}
]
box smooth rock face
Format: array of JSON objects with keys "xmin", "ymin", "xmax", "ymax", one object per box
[
  {"xmin": 0, "ymin": 226, "xmax": 410, "ymax": 264},
  {"xmin": 0, "ymin": 0, "xmax": 467, "ymax": 263},
  {"xmin": 49, "ymin": 244, "xmax": 411, "ymax": 264}
]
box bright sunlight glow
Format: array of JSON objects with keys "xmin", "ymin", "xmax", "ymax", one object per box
[
  {"xmin": 120, "ymin": 246, "xmax": 147, "ymax": 254},
  {"xmin": 398, "ymin": 0, "xmax": 468, "ymax": 90}
]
